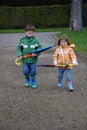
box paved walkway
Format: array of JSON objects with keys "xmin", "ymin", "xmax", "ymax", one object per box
[
  {"xmin": 0, "ymin": 32, "xmax": 87, "ymax": 130},
  {"xmin": 0, "ymin": 32, "xmax": 58, "ymax": 47}
]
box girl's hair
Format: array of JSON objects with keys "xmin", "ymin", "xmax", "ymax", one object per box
[
  {"xmin": 57, "ymin": 35, "xmax": 70, "ymax": 46},
  {"xmin": 25, "ymin": 24, "xmax": 35, "ymax": 32}
]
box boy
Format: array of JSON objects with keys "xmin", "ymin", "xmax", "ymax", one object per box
[{"xmin": 17, "ymin": 24, "xmax": 42, "ymax": 88}]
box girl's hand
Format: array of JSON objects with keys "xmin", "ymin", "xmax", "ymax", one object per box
[
  {"xmin": 72, "ymin": 60, "xmax": 78, "ymax": 66},
  {"xmin": 54, "ymin": 60, "xmax": 58, "ymax": 66}
]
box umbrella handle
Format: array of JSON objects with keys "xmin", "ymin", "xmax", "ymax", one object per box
[
  {"xmin": 15, "ymin": 58, "xmax": 21, "ymax": 65},
  {"xmin": 58, "ymin": 64, "xmax": 73, "ymax": 67}
]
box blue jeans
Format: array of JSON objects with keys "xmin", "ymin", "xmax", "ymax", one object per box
[
  {"xmin": 58, "ymin": 68, "xmax": 72, "ymax": 81},
  {"xmin": 22, "ymin": 63, "xmax": 36, "ymax": 78}
]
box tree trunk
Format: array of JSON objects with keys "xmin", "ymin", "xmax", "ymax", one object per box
[{"xmin": 70, "ymin": 0, "xmax": 82, "ymax": 31}]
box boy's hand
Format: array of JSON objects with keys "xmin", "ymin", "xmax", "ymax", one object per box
[
  {"xmin": 32, "ymin": 53, "xmax": 37, "ymax": 57},
  {"xmin": 18, "ymin": 56, "xmax": 23, "ymax": 60}
]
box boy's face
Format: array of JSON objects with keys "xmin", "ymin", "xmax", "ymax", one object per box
[{"xmin": 26, "ymin": 30, "xmax": 34, "ymax": 38}]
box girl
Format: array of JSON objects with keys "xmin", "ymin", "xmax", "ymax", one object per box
[{"xmin": 53, "ymin": 35, "xmax": 78, "ymax": 91}]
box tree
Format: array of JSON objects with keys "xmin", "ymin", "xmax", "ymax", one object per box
[{"xmin": 70, "ymin": 0, "xmax": 82, "ymax": 31}]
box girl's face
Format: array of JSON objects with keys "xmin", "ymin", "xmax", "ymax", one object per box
[
  {"xmin": 26, "ymin": 30, "xmax": 34, "ymax": 38},
  {"xmin": 60, "ymin": 39, "xmax": 68, "ymax": 47}
]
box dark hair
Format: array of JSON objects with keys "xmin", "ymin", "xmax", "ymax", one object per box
[
  {"xmin": 25, "ymin": 24, "xmax": 35, "ymax": 32},
  {"xmin": 57, "ymin": 35, "xmax": 70, "ymax": 46}
]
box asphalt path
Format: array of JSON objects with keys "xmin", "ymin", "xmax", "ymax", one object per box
[{"xmin": 0, "ymin": 32, "xmax": 87, "ymax": 130}]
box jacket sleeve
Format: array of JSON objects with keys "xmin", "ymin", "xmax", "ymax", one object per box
[
  {"xmin": 53, "ymin": 48, "xmax": 59, "ymax": 62},
  {"xmin": 16, "ymin": 40, "xmax": 23, "ymax": 57},
  {"xmin": 69, "ymin": 48, "xmax": 78, "ymax": 64},
  {"xmin": 36, "ymin": 38, "xmax": 42, "ymax": 49},
  {"xmin": 35, "ymin": 38, "xmax": 42, "ymax": 56}
]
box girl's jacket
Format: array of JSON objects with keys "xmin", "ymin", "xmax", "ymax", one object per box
[
  {"xmin": 53, "ymin": 44, "xmax": 78, "ymax": 68},
  {"xmin": 17, "ymin": 36, "xmax": 42, "ymax": 63}
]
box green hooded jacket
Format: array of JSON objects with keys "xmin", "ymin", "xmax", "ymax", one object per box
[{"xmin": 17, "ymin": 36, "xmax": 42, "ymax": 63}]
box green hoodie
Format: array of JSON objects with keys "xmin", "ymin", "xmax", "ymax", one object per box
[{"xmin": 17, "ymin": 36, "xmax": 42, "ymax": 63}]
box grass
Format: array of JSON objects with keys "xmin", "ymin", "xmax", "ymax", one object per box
[
  {"xmin": 0, "ymin": 27, "xmax": 87, "ymax": 55},
  {"xmin": 0, "ymin": 27, "xmax": 67, "ymax": 33}
]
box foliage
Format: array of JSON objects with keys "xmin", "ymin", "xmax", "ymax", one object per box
[
  {"xmin": 82, "ymin": 4, "xmax": 87, "ymax": 26},
  {"xmin": 0, "ymin": 5, "xmax": 70, "ymax": 29},
  {"xmin": 0, "ymin": 0, "xmax": 71, "ymax": 6},
  {"xmin": 0, "ymin": 0, "xmax": 87, "ymax": 6},
  {"xmin": 0, "ymin": 4, "xmax": 87, "ymax": 29}
]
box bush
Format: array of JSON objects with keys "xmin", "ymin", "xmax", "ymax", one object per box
[{"xmin": 0, "ymin": 4, "xmax": 86, "ymax": 29}]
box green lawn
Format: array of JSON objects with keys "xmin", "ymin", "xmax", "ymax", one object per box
[
  {"xmin": 0, "ymin": 27, "xmax": 87, "ymax": 55},
  {"xmin": 0, "ymin": 28, "xmax": 66, "ymax": 33}
]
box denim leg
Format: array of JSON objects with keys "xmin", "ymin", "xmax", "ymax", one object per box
[
  {"xmin": 65, "ymin": 69, "xmax": 74, "ymax": 91},
  {"xmin": 57, "ymin": 68, "xmax": 64, "ymax": 88},
  {"xmin": 29, "ymin": 63, "xmax": 37, "ymax": 88},
  {"xmin": 22, "ymin": 63, "xmax": 30, "ymax": 87},
  {"xmin": 58, "ymin": 68, "xmax": 64, "ymax": 81},
  {"xmin": 65, "ymin": 69, "xmax": 72, "ymax": 81},
  {"xmin": 29, "ymin": 63, "xmax": 36, "ymax": 77},
  {"xmin": 22, "ymin": 63, "xmax": 30, "ymax": 77}
]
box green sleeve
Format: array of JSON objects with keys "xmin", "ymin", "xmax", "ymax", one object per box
[
  {"xmin": 36, "ymin": 38, "xmax": 42, "ymax": 56},
  {"xmin": 16, "ymin": 40, "xmax": 23, "ymax": 57},
  {"xmin": 37, "ymin": 38, "xmax": 42, "ymax": 48}
]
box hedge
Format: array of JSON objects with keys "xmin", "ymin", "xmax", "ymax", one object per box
[{"xmin": 0, "ymin": 4, "xmax": 87, "ymax": 29}]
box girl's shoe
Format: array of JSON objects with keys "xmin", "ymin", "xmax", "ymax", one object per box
[
  {"xmin": 57, "ymin": 81, "xmax": 62, "ymax": 88},
  {"xmin": 68, "ymin": 82, "xmax": 74, "ymax": 91}
]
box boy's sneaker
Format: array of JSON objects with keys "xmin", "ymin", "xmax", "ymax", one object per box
[
  {"xmin": 25, "ymin": 79, "xmax": 30, "ymax": 87},
  {"xmin": 57, "ymin": 81, "xmax": 62, "ymax": 88},
  {"xmin": 68, "ymin": 82, "xmax": 74, "ymax": 91},
  {"xmin": 32, "ymin": 84, "xmax": 37, "ymax": 89}
]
